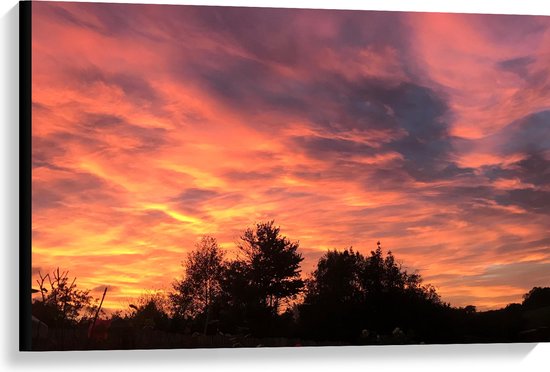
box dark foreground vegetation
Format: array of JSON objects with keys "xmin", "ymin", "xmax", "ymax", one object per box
[{"xmin": 31, "ymin": 221, "xmax": 550, "ymax": 350}]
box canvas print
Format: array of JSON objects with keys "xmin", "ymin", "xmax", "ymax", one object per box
[{"xmin": 22, "ymin": 0, "xmax": 550, "ymax": 350}]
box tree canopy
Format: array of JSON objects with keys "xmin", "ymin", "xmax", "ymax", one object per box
[
  {"xmin": 32, "ymin": 268, "xmax": 96, "ymax": 327},
  {"xmin": 237, "ymin": 220, "xmax": 304, "ymax": 313},
  {"xmin": 300, "ymin": 243, "xmax": 444, "ymax": 341},
  {"xmin": 170, "ymin": 236, "xmax": 225, "ymax": 334},
  {"xmin": 522, "ymin": 287, "xmax": 550, "ymax": 309}
]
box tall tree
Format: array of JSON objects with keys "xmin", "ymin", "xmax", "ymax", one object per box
[
  {"xmin": 170, "ymin": 236, "xmax": 225, "ymax": 334},
  {"xmin": 300, "ymin": 243, "xmax": 444, "ymax": 342},
  {"xmin": 305, "ymin": 248, "xmax": 364, "ymax": 306},
  {"xmin": 238, "ymin": 221, "xmax": 304, "ymax": 313}
]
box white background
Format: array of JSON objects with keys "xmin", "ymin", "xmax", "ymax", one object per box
[{"xmin": 1, "ymin": 0, "xmax": 549, "ymax": 371}]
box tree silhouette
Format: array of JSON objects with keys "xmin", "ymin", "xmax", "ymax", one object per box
[
  {"xmin": 238, "ymin": 221, "xmax": 304, "ymax": 313},
  {"xmin": 300, "ymin": 243, "xmax": 444, "ymax": 342},
  {"xmin": 522, "ymin": 287, "xmax": 550, "ymax": 310},
  {"xmin": 170, "ymin": 236, "xmax": 225, "ymax": 334},
  {"xmin": 128, "ymin": 292, "xmax": 170, "ymax": 331},
  {"xmin": 360, "ymin": 244, "xmax": 441, "ymax": 309},
  {"xmin": 305, "ymin": 248, "xmax": 364, "ymax": 306},
  {"xmin": 29, "ymin": 225, "xmax": 550, "ymax": 348},
  {"xmin": 300, "ymin": 248, "xmax": 366, "ymax": 341},
  {"xmin": 32, "ymin": 268, "xmax": 96, "ymax": 327}
]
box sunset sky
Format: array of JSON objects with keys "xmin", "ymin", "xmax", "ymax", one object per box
[{"xmin": 31, "ymin": 1, "xmax": 550, "ymax": 311}]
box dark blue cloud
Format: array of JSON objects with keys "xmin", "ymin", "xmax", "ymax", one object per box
[
  {"xmin": 185, "ymin": 6, "xmax": 306, "ymax": 66},
  {"xmin": 262, "ymin": 187, "xmax": 314, "ymax": 200},
  {"xmin": 32, "ymin": 135, "xmax": 70, "ymax": 170},
  {"xmin": 295, "ymin": 80, "xmax": 470, "ymax": 182},
  {"xmin": 292, "ymin": 136, "xmax": 377, "ymax": 160},
  {"xmin": 40, "ymin": 2, "xmax": 167, "ymax": 41},
  {"xmin": 483, "ymin": 152, "xmax": 550, "ymax": 188},
  {"xmin": 496, "ymin": 110, "xmax": 550, "ymax": 154},
  {"xmin": 82, "ymin": 113, "xmax": 124, "ymax": 128},
  {"xmin": 474, "ymin": 13, "xmax": 548, "ymax": 47},
  {"xmin": 180, "ymin": 6, "xmax": 408, "ymax": 67},
  {"xmin": 497, "ymin": 56, "xmax": 535, "ymax": 79},
  {"xmin": 71, "ymin": 66, "xmax": 163, "ymax": 108},
  {"xmin": 464, "ymin": 261, "xmax": 550, "ymax": 289},
  {"xmin": 43, "ymin": 3, "xmax": 101, "ymax": 31},
  {"xmin": 476, "ymin": 110, "xmax": 550, "ymax": 213},
  {"xmin": 223, "ymin": 169, "xmax": 282, "ymax": 182},
  {"xmin": 496, "ymin": 237, "xmax": 550, "ymax": 255},
  {"xmin": 172, "ymin": 188, "xmax": 219, "ymax": 204},
  {"xmin": 32, "ymin": 186, "xmax": 64, "ymax": 211},
  {"xmin": 33, "ymin": 171, "xmax": 121, "ymax": 211},
  {"xmin": 496, "ymin": 189, "xmax": 550, "ymax": 214},
  {"xmin": 32, "ymin": 131, "xmax": 105, "ymax": 169},
  {"xmin": 374, "ymin": 82, "xmax": 475, "ymax": 181},
  {"xmin": 76, "ymin": 112, "xmax": 168, "ymax": 153},
  {"xmin": 187, "ymin": 55, "xmax": 309, "ymax": 115},
  {"xmin": 377, "ymin": 82, "xmax": 447, "ymax": 139},
  {"xmin": 169, "ymin": 188, "xmax": 245, "ymax": 218}
]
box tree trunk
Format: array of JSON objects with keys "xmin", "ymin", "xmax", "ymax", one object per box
[
  {"xmin": 203, "ymin": 283, "xmax": 210, "ymax": 335},
  {"xmin": 203, "ymin": 305, "xmax": 210, "ymax": 336}
]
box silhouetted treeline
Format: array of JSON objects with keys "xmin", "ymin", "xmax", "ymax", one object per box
[
  {"xmin": 299, "ymin": 245, "xmax": 446, "ymax": 343},
  {"xmin": 31, "ymin": 221, "xmax": 550, "ymax": 349}
]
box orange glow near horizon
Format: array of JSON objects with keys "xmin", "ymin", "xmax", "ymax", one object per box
[{"xmin": 31, "ymin": 2, "xmax": 550, "ymax": 312}]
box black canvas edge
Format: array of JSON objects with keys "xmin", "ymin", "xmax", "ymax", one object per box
[{"xmin": 19, "ymin": 0, "xmax": 32, "ymax": 352}]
